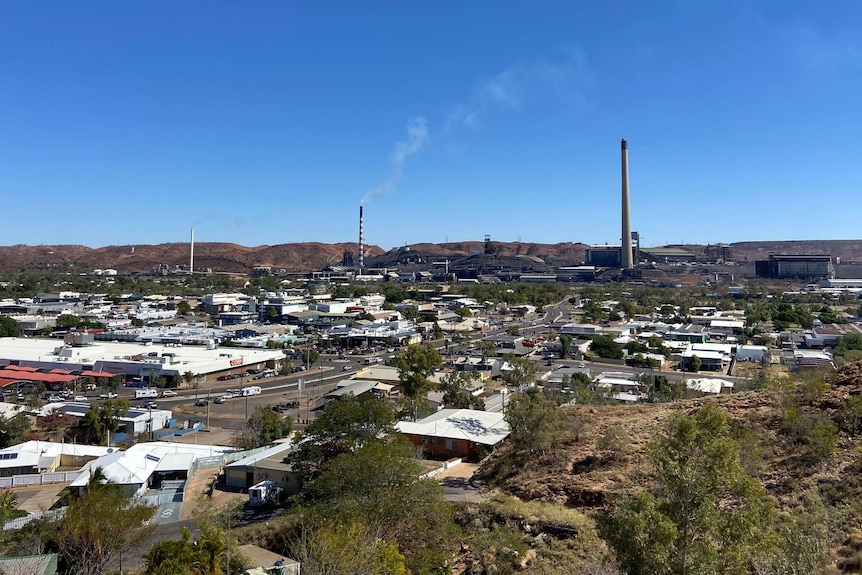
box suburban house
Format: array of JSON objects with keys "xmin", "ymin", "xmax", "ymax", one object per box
[{"xmin": 395, "ymin": 408, "xmax": 510, "ymax": 461}]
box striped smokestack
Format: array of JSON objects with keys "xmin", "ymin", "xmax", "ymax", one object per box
[
  {"xmin": 190, "ymin": 228, "xmax": 195, "ymax": 273},
  {"xmin": 621, "ymin": 139, "xmax": 633, "ymax": 270},
  {"xmin": 358, "ymin": 205, "xmax": 364, "ymax": 270}
]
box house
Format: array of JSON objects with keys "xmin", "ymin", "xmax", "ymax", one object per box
[
  {"xmin": 685, "ymin": 378, "xmax": 734, "ymax": 394},
  {"xmin": 224, "ymin": 441, "xmax": 299, "ymax": 495},
  {"xmin": 395, "ymin": 408, "xmax": 510, "ymax": 461},
  {"xmin": 0, "ymin": 553, "xmax": 58, "ymax": 575},
  {"xmin": 0, "ymin": 440, "xmax": 112, "ymax": 478}
]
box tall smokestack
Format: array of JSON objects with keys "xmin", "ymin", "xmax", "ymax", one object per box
[
  {"xmin": 358, "ymin": 205, "xmax": 364, "ymax": 270},
  {"xmin": 621, "ymin": 139, "xmax": 633, "ymax": 270},
  {"xmin": 190, "ymin": 228, "xmax": 195, "ymax": 273}
]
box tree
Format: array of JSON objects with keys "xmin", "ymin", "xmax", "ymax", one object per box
[
  {"xmin": 51, "ymin": 473, "xmax": 155, "ymax": 575},
  {"xmin": 54, "ymin": 314, "xmax": 81, "ymax": 330},
  {"xmin": 289, "ymin": 521, "xmax": 407, "ymax": 575},
  {"xmin": 505, "ymin": 388, "xmax": 563, "ymax": 455},
  {"xmin": 689, "ymin": 354, "xmax": 702, "ymax": 373},
  {"xmin": 0, "ymin": 315, "xmax": 20, "ymax": 337},
  {"xmin": 176, "ymin": 300, "xmax": 193, "ymax": 315},
  {"xmin": 77, "ymin": 398, "xmax": 129, "ymax": 444},
  {"xmin": 603, "ymin": 404, "xmax": 774, "ymax": 575},
  {"xmin": 232, "ymin": 406, "xmax": 292, "ymax": 450},
  {"xmin": 501, "ymin": 354, "xmax": 538, "ymax": 389},
  {"xmin": 0, "ymin": 412, "xmax": 30, "ymax": 448},
  {"xmin": 506, "ymin": 324, "xmax": 520, "ymax": 336},
  {"xmin": 438, "ymin": 371, "xmax": 484, "ymax": 410},
  {"xmin": 559, "ymin": 334, "xmax": 574, "ymax": 359},
  {"xmin": 589, "ymin": 335, "xmax": 624, "ymax": 360},
  {"xmin": 391, "ymin": 344, "xmax": 443, "ymax": 420},
  {"xmin": 289, "ymin": 394, "xmax": 395, "ymax": 484},
  {"xmin": 301, "ymin": 349, "xmax": 320, "ymax": 367},
  {"xmin": 0, "ymin": 490, "xmax": 26, "ymax": 525},
  {"xmin": 301, "ymin": 440, "xmax": 454, "ymax": 573},
  {"xmin": 144, "ymin": 505, "xmax": 247, "ymax": 575}
]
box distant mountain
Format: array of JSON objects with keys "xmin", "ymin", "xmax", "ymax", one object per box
[{"xmin": 0, "ymin": 239, "xmax": 860, "ymax": 274}]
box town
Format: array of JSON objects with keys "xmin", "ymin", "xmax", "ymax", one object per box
[{"xmin": 2, "ymin": 238, "xmax": 862, "ymax": 573}]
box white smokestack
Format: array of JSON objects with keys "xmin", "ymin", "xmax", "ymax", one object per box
[
  {"xmin": 190, "ymin": 228, "xmax": 195, "ymax": 273},
  {"xmin": 621, "ymin": 139, "xmax": 633, "ymax": 270},
  {"xmin": 358, "ymin": 206, "xmax": 364, "ymax": 270}
]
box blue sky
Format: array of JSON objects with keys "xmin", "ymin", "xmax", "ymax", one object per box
[{"xmin": 1, "ymin": 1, "xmax": 860, "ymax": 250}]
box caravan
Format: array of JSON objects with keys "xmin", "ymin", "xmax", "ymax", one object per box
[
  {"xmin": 241, "ymin": 386, "xmax": 262, "ymax": 397},
  {"xmin": 135, "ymin": 388, "xmax": 159, "ymax": 399}
]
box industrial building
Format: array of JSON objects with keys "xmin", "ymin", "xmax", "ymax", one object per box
[{"xmin": 755, "ymin": 254, "xmax": 834, "ymax": 279}]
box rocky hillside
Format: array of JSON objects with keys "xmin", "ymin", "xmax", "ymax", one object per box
[{"xmin": 476, "ymin": 363, "xmax": 862, "ymax": 572}]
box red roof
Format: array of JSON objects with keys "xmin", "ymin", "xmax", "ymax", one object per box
[
  {"xmin": 79, "ymin": 370, "xmax": 117, "ymax": 378},
  {"xmin": 0, "ymin": 378, "xmax": 25, "ymax": 388},
  {"xmin": 0, "ymin": 370, "xmax": 77, "ymax": 383},
  {"xmin": 49, "ymin": 368, "xmax": 73, "ymax": 375},
  {"xmin": 4, "ymin": 365, "xmax": 39, "ymax": 372}
]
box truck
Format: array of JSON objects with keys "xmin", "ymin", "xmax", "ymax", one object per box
[
  {"xmin": 363, "ymin": 357, "xmax": 382, "ymax": 365},
  {"xmin": 135, "ymin": 388, "xmax": 159, "ymax": 399},
  {"xmin": 241, "ymin": 386, "xmax": 262, "ymax": 397}
]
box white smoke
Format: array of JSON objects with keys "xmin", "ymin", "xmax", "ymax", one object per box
[{"xmin": 362, "ymin": 116, "xmax": 428, "ymax": 205}]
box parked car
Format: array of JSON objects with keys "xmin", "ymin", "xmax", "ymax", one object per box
[
  {"xmin": 291, "ymin": 365, "xmax": 307, "ymax": 373},
  {"xmin": 161, "ymin": 389, "xmax": 178, "ymax": 397}
]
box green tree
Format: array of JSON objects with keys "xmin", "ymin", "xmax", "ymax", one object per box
[
  {"xmin": 589, "ymin": 335, "xmax": 624, "ymax": 360},
  {"xmin": 301, "ymin": 349, "xmax": 320, "ymax": 366},
  {"xmin": 51, "ymin": 471, "xmax": 155, "ymax": 575},
  {"xmin": 438, "ymin": 371, "xmax": 484, "ymax": 410},
  {"xmin": 290, "ymin": 521, "xmax": 407, "ymax": 575},
  {"xmin": 0, "ymin": 315, "xmax": 20, "ymax": 337},
  {"xmin": 689, "ymin": 354, "xmax": 702, "ymax": 373},
  {"xmin": 505, "ymin": 388, "xmax": 563, "ymax": 455},
  {"xmin": 289, "ymin": 394, "xmax": 395, "ymax": 484},
  {"xmin": 0, "ymin": 412, "xmax": 31, "ymax": 448},
  {"xmin": 78, "ymin": 398, "xmax": 129, "ymax": 444},
  {"xmin": 176, "ymin": 300, "xmax": 193, "ymax": 315},
  {"xmin": 501, "ymin": 354, "xmax": 538, "ymax": 389},
  {"xmin": 54, "ymin": 314, "xmax": 81, "ymax": 330},
  {"xmin": 232, "ymin": 406, "xmax": 292, "ymax": 450},
  {"xmin": 391, "ymin": 344, "xmax": 443, "ymax": 420},
  {"xmin": 301, "ymin": 440, "xmax": 454, "ymax": 573},
  {"xmin": 604, "ymin": 405, "xmax": 774, "ymax": 575},
  {"xmin": 506, "ymin": 324, "xmax": 520, "ymax": 336},
  {"xmin": 559, "ymin": 334, "xmax": 574, "ymax": 359},
  {"xmin": 0, "ymin": 490, "xmax": 26, "ymax": 525}
]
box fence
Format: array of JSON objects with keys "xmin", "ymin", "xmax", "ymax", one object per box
[
  {"xmin": 190, "ymin": 445, "xmax": 272, "ymax": 473},
  {"xmin": 0, "ymin": 471, "xmax": 82, "ymax": 489},
  {"xmin": 2, "ymin": 508, "xmax": 65, "ymax": 531}
]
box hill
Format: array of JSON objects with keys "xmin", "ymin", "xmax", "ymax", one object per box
[
  {"xmin": 2, "ymin": 239, "xmax": 862, "ymax": 274},
  {"xmin": 474, "ymin": 363, "xmax": 862, "ymax": 572}
]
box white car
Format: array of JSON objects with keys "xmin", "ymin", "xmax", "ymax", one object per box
[
  {"xmin": 99, "ymin": 392, "xmax": 118, "ymax": 399},
  {"xmin": 73, "ymin": 396, "xmax": 88, "ymax": 402},
  {"xmin": 161, "ymin": 390, "xmax": 178, "ymax": 397}
]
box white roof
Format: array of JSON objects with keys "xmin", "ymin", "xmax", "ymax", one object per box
[
  {"xmin": 685, "ymin": 378, "xmax": 734, "ymax": 394},
  {"xmin": 226, "ymin": 441, "xmax": 294, "ymax": 469},
  {"xmin": 71, "ymin": 441, "xmax": 234, "ymax": 487},
  {"xmin": 395, "ymin": 408, "xmax": 510, "ymax": 446},
  {"xmin": 0, "ymin": 440, "xmax": 112, "ymax": 471},
  {"xmin": 0, "ymin": 401, "xmax": 27, "ymax": 419}
]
